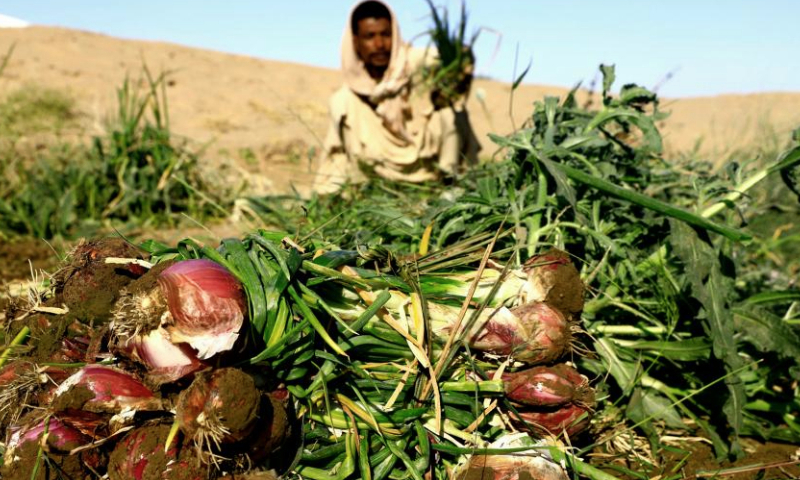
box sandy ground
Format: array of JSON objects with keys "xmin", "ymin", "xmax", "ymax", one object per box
[{"xmin": 1, "ymin": 26, "xmax": 799, "ymax": 196}]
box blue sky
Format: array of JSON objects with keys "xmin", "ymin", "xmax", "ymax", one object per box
[{"xmin": 3, "ymin": 1, "xmax": 798, "ymax": 98}]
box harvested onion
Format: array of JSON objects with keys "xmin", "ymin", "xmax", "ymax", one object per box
[
  {"xmin": 52, "ymin": 364, "xmax": 163, "ymax": 414},
  {"xmin": 176, "ymin": 367, "xmax": 261, "ymax": 456},
  {"xmin": 468, "ymin": 302, "xmax": 572, "ymax": 364},
  {"xmin": 510, "ymin": 403, "xmax": 592, "ymax": 437},
  {"xmin": 112, "ymin": 259, "xmax": 247, "ymax": 361},
  {"xmin": 502, "ymin": 363, "xmax": 594, "ymax": 407},
  {"xmin": 3, "ymin": 417, "xmax": 89, "ymax": 467},
  {"xmin": 116, "ymin": 328, "xmax": 204, "ymax": 385}
]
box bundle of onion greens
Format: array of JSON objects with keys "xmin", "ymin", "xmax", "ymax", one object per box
[
  {"xmin": 420, "ymin": 0, "xmax": 478, "ymax": 109},
  {"xmin": 0, "ymin": 230, "xmax": 597, "ymax": 479}
]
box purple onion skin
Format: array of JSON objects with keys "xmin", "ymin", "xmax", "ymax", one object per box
[
  {"xmin": 5, "ymin": 417, "xmax": 89, "ymax": 464},
  {"xmin": 511, "ymin": 403, "xmax": 592, "ymax": 437},
  {"xmin": 159, "ymin": 259, "xmax": 246, "ymax": 336},
  {"xmin": 470, "ymin": 302, "xmax": 571, "ymax": 364},
  {"xmin": 54, "ymin": 365, "xmax": 162, "ymax": 413},
  {"xmin": 158, "ymin": 259, "xmax": 247, "ymax": 359},
  {"xmin": 118, "ymin": 328, "xmax": 204, "ymax": 385}
]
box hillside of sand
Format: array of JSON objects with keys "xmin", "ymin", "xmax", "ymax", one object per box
[{"xmin": 1, "ymin": 26, "xmax": 799, "ymax": 195}]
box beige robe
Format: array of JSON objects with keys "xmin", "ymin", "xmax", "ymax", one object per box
[{"xmin": 313, "ymin": 0, "xmax": 480, "ymax": 194}]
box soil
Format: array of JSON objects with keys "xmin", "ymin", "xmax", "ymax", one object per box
[
  {"xmin": 592, "ymin": 438, "xmax": 800, "ymax": 480},
  {"xmin": 53, "ymin": 237, "xmax": 149, "ymax": 325}
]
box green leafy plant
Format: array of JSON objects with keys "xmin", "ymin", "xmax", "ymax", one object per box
[
  {"xmin": 0, "ymin": 68, "xmax": 234, "ymax": 239},
  {"xmin": 242, "ymin": 65, "xmax": 800, "ymax": 471}
]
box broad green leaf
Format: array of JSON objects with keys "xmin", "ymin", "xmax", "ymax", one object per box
[
  {"xmin": 669, "ymin": 220, "xmax": 745, "ymax": 458},
  {"xmin": 536, "ymin": 154, "xmax": 577, "ymax": 208},
  {"xmin": 600, "ymin": 64, "xmax": 616, "ymax": 98},
  {"xmin": 733, "ymin": 306, "xmax": 800, "ymax": 367}
]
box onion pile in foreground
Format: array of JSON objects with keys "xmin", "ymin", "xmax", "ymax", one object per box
[{"xmin": 0, "ymin": 234, "xmax": 598, "ymax": 479}]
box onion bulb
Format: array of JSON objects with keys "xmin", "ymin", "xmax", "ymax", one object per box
[
  {"xmin": 116, "ymin": 328, "xmax": 204, "ymax": 385},
  {"xmin": 108, "ymin": 423, "xmax": 206, "ymax": 480},
  {"xmin": 468, "ymin": 302, "xmax": 572, "ymax": 364},
  {"xmin": 520, "ymin": 249, "xmax": 584, "ymax": 320},
  {"xmin": 176, "ymin": 368, "xmax": 261, "ymax": 458},
  {"xmin": 502, "ymin": 363, "xmax": 594, "ymax": 408},
  {"xmin": 455, "ymin": 433, "xmax": 568, "ymax": 480},
  {"xmin": 3, "ymin": 417, "xmax": 90, "ymax": 467},
  {"xmin": 510, "ymin": 403, "xmax": 592, "ymax": 438},
  {"xmin": 52, "ymin": 365, "xmax": 163, "ymax": 413},
  {"xmin": 112, "ymin": 259, "xmax": 247, "ymax": 360}
]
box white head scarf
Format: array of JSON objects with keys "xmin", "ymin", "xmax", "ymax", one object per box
[{"xmin": 341, "ymin": 0, "xmax": 413, "ymax": 144}]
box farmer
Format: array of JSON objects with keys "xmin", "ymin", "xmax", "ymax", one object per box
[{"xmin": 313, "ymin": 0, "xmax": 480, "ymax": 194}]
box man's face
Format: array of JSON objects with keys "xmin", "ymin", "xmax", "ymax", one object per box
[{"xmin": 354, "ymin": 17, "xmax": 392, "ymax": 70}]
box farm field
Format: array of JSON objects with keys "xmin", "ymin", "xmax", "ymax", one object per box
[{"xmin": 1, "ymin": 25, "xmax": 800, "ymax": 480}]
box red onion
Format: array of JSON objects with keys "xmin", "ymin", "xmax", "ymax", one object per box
[
  {"xmin": 176, "ymin": 368, "xmax": 261, "ymax": 456},
  {"xmin": 3, "ymin": 417, "xmax": 90, "ymax": 466},
  {"xmin": 117, "ymin": 328, "xmax": 205, "ymax": 385},
  {"xmin": 158, "ymin": 259, "xmax": 247, "ymax": 359},
  {"xmin": 469, "ymin": 302, "xmax": 571, "ymax": 364},
  {"xmin": 502, "ymin": 364, "xmax": 594, "ymax": 408},
  {"xmin": 52, "ymin": 365, "xmax": 163, "ymax": 413},
  {"xmin": 108, "ymin": 424, "xmax": 206, "ymax": 480},
  {"xmin": 112, "ymin": 259, "xmax": 246, "ymax": 361},
  {"xmin": 521, "ymin": 249, "xmax": 584, "ymax": 320},
  {"xmin": 456, "ymin": 433, "xmax": 568, "ymax": 480}
]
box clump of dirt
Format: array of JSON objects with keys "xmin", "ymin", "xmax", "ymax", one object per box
[
  {"xmin": 10, "ymin": 314, "xmax": 97, "ymax": 367},
  {"xmin": 51, "ymin": 384, "xmax": 95, "ymax": 412},
  {"xmin": 52, "ymin": 237, "xmax": 149, "ymax": 325}
]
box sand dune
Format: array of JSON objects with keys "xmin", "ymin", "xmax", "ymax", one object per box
[{"xmin": 1, "ymin": 26, "xmax": 799, "ymax": 194}]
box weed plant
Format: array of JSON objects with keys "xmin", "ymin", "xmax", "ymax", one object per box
[{"xmin": 0, "ymin": 70, "xmax": 233, "ymax": 239}]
